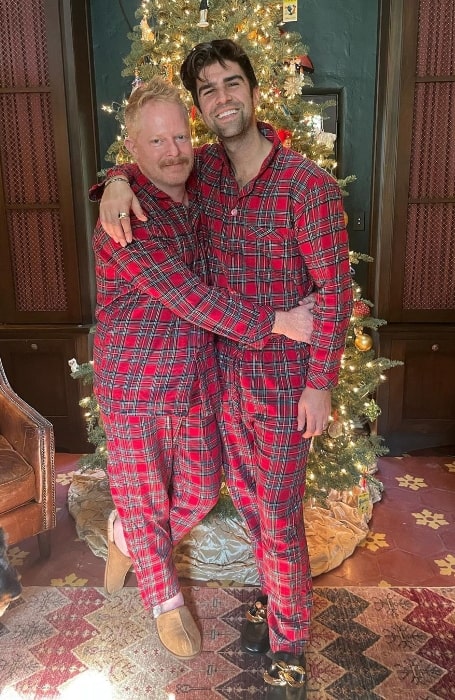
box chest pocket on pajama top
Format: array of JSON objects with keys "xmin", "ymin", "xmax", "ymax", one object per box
[
  {"xmin": 221, "ymin": 225, "xmax": 305, "ymax": 308},
  {"xmin": 247, "ymin": 226, "xmax": 302, "ymax": 281}
]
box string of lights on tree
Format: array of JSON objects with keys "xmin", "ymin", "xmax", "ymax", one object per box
[
  {"xmin": 306, "ymin": 252, "xmax": 402, "ymax": 501},
  {"xmin": 71, "ymin": 0, "xmax": 402, "ymax": 508},
  {"xmin": 101, "ymin": 0, "xmax": 355, "ymax": 191}
]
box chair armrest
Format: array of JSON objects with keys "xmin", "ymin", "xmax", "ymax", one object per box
[{"xmin": 0, "ymin": 361, "xmax": 54, "ymax": 503}]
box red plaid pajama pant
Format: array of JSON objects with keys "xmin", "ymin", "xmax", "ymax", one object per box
[
  {"xmin": 217, "ymin": 339, "xmax": 313, "ymax": 655},
  {"xmin": 102, "ymin": 407, "xmax": 222, "ymax": 610}
]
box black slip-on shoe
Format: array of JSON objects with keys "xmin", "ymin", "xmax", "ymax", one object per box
[
  {"xmin": 264, "ymin": 650, "xmax": 307, "ymax": 699},
  {"xmin": 240, "ymin": 594, "xmax": 270, "ymax": 654}
]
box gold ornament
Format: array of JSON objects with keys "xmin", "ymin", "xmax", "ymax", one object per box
[
  {"xmin": 354, "ymin": 333, "xmax": 373, "ymax": 352},
  {"xmin": 164, "ymin": 64, "xmax": 174, "ymax": 83},
  {"xmin": 115, "ymin": 148, "xmax": 131, "ymax": 165},
  {"xmin": 140, "ymin": 16, "xmax": 155, "ymax": 43}
]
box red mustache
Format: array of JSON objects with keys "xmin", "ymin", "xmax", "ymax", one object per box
[{"xmin": 161, "ymin": 157, "xmax": 191, "ymax": 167}]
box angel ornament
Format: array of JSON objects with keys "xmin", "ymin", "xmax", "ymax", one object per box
[{"xmin": 197, "ymin": 0, "xmax": 209, "ymax": 27}]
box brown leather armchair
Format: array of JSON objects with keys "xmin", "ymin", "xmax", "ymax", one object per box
[{"xmin": 0, "ymin": 358, "xmax": 56, "ymax": 557}]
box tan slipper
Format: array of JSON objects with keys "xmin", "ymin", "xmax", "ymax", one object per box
[
  {"xmin": 156, "ymin": 605, "xmax": 201, "ymax": 659},
  {"xmin": 104, "ymin": 510, "xmax": 132, "ymax": 594}
]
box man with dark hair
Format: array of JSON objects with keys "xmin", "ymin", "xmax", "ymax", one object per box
[
  {"xmin": 182, "ymin": 39, "xmax": 259, "ymax": 107},
  {"xmin": 97, "ymin": 39, "xmax": 352, "ymax": 698}
]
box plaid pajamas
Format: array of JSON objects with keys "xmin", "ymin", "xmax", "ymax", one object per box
[
  {"xmin": 102, "ymin": 408, "xmax": 222, "ymax": 609},
  {"xmin": 217, "ymin": 338, "xmax": 313, "ymax": 651},
  {"xmin": 93, "ymin": 166, "xmax": 275, "ymax": 418},
  {"xmin": 194, "ymin": 124, "xmax": 353, "ymax": 655},
  {"xmin": 93, "ymin": 170, "xmax": 277, "ymax": 612}
]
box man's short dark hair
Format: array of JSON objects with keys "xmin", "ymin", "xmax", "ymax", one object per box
[{"xmin": 180, "ymin": 39, "xmax": 258, "ymax": 109}]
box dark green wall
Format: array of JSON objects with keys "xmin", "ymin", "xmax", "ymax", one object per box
[
  {"xmin": 295, "ymin": 0, "xmax": 379, "ymax": 258},
  {"xmin": 89, "ymin": 0, "xmax": 379, "ymax": 259},
  {"xmin": 89, "ymin": 1, "xmax": 137, "ymax": 169}
]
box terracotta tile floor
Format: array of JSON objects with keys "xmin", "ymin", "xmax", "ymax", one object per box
[{"xmin": 10, "ymin": 449, "xmax": 455, "ymax": 589}]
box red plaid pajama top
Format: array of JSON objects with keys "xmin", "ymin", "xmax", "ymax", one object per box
[
  {"xmin": 100, "ymin": 123, "xmax": 352, "ymax": 385},
  {"xmin": 92, "ymin": 165, "xmax": 276, "ymax": 416},
  {"xmin": 190, "ymin": 122, "xmax": 353, "ymax": 385}
]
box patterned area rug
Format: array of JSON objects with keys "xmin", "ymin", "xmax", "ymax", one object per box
[{"xmin": 1, "ymin": 586, "xmax": 454, "ymax": 699}]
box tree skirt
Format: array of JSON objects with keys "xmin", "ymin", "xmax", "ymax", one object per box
[{"xmin": 68, "ymin": 471, "xmax": 379, "ymax": 583}]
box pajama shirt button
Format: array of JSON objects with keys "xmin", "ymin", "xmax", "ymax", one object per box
[{"xmin": 231, "ymin": 208, "xmax": 238, "ymax": 216}]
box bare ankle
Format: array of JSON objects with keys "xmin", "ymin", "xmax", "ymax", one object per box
[
  {"xmin": 153, "ymin": 591, "xmax": 184, "ymax": 618},
  {"xmin": 113, "ymin": 518, "xmax": 129, "ymax": 557}
]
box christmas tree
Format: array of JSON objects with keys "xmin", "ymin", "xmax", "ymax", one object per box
[
  {"xmin": 71, "ymin": 0, "xmax": 401, "ymax": 504},
  {"xmin": 102, "ymin": 0, "xmax": 355, "ymax": 192},
  {"xmin": 306, "ymin": 251, "xmax": 401, "ymax": 501}
]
